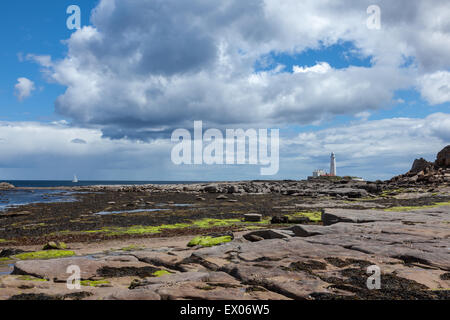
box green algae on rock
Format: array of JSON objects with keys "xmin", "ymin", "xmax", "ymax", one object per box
[
  {"xmin": 384, "ymin": 201, "xmax": 450, "ymax": 212},
  {"xmin": 12, "ymin": 250, "xmax": 75, "ymax": 260},
  {"xmin": 287, "ymin": 211, "xmax": 322, "ymax": 223},
  {"xmin": 0, "ymin": 257, "xmax": 12, "ymax": 262},
  {"xmin": 81, "ymin": 222, "xmax": 192, "ymax": 236},
  {"xmin": 120, "ymin": 245, "xmax": 144, "ymax": 251},
  {"xmin": 187, "ymin": 235, "xmax": 233, "ymax": 247},
  {"xmin": 152, "ymin": 270, "xmax": 172, "ymax": 277},
  {"xmin": 17, "ymin": 275, "xmax": 48, "ymax": 282},
  {"xmin": 42, "ymin": 241, "xmax": 68, "ymax": 250},
  {"xmin": 53, "ymin": 216, "xmax": 271, "ymax": 238},
  {"xmin": 80, "ymin": 280, "xmax": 110, "ymax": 287},
  {"xmin": 192, "ymin": 218, "xmax": 241, "ymax": 228}
]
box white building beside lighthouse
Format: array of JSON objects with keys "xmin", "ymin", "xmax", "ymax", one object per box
[
  {"xmin": 330, "ymin": 152, "xmax": 337, "ymax": 176},
  {"xmin": 312, "ymin": 169, "xmax": 326, "ymax": 178},
  {"xmin": 308, "ymin": 152, "xmax": 338, "ymax": 179}
]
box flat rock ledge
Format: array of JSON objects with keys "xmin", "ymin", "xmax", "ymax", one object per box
[{"xmin": 1, "ymin": 206, "xmax": 449, "ymax": 300}]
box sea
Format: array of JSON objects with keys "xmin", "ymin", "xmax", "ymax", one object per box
[
  {"xmin": 1, "ymin": 180, "xmax": 203, "ymax": 188},
  {"xmin": 0, "ymin": 180, "xmax": 205, "ymax": 211}
]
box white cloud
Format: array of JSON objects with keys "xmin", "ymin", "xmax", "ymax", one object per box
[
  {"xmin": 293, "ymin": 62, "xmax": 332, "ymax": 74},
  {"xmin": 355, "ymin": 111, "xmax": 371, "ymax": 121},
  {"xmin": 26, "ymin": 54, "xmax": 52, "ymax": 68},
  {"xmin": 24, "ymin": 0, "xmax": 450, "ymax": 141},
  {"xmin": 418, "ymin": 71, "xmax": 450, "ymax": 105},
  {"xmin": 14, "ymin": 77, "xmax": 35, "ymax": 101}
]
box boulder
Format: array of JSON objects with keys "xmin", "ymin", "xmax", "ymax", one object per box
[
  {"xmin": 358, "ymin": 183, "xmax": 380, "ymax": 193},
  {"xmin": 244, "ymin": 213, "xmax": 262, "ymax": 222},
  {"xmin": 435, "ymin": 145, "xmax": 450, "ymax": 168},
  {"xmin": 390, "ymin": 145, "xmax": 450, "ymax": 184},
  {"xmin": 227, "ymin": 185, "xmax": 239, "ymax": 194},
  {"xmin": 243, "ymin": 229, "xmax": 290, "ymax": 241},
  {"xmin": 285, "ymin": 225, "xmax": 325, "ymax": 237},
  {"xmin": 245, "ymin": 234, "xmax": 265, "ymax": 242},
  {"xmin": 271, "ymin": 216, "xmax": 289, "ymax": 224},
  {"xmin": 288, "ymin": 217, "xmax": 310, "ymax": 224},
  {"xmin": 318, "ymin": 188, "xmax": 369, "ymax": 198},
  {"xmin": 0, "ymin": 182, "xmax": 15, "ymax": 190},
  {"xmin": 411, "ymin": 158, "xmax": 433, "ymax": 173},
  {"xmin": 0, "ymin": 248, "xmax": 26, "ymax": 258},
  {"xmin": 330, "ymin": 188, "xmax": 369, "ymax": 198},
  {"xmin": 203, "ymin": 184, "xmax": 219, "ymax": 193}
]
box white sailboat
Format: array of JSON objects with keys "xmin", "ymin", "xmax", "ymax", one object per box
[{"xmin": 72, "ymin": 175, "xmax": 79, "ymax": 183}]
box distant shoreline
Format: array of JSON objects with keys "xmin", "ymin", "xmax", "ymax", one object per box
[{"xmin": 0, "ymin": 180, "xmax": 303, "ymax": 189}]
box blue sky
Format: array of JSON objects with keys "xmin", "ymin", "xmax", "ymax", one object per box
[
  {"xmin": 0, "ymin": 0, "xmax": 449, "ymax": 181},
  {"xmin": 255, "ymin": 41, "xmax": 374, "ymax": 72},
  {"xmin": 0, "ymin": 0, "xmax": 98, "ymax": 122}
]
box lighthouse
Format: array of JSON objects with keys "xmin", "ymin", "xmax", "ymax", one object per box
[{"xmin": 330, "ymin": 152, "xmax": 336, "ymax": 176}]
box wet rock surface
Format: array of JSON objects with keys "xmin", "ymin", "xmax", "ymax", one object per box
[{"xmin": 1, "ymin": 204, "xmax": 448, "ymax": 300}]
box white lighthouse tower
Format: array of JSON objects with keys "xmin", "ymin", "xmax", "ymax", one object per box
[{"xmin": 330, "ymin": 152, "xmax": 337, "ymax": 176}]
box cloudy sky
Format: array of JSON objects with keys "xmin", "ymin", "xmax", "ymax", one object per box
[{"xmin": 0, "ymin": 0, "xmax": 449, "ymax": 181}]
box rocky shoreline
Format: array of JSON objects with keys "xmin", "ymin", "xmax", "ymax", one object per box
[
  {"xmin": 1, "ymin": 204, "xmax": 449, "ymax": 300},
  {"xmin": 0, "ymin": 146, "xmax": 449, "ymax": 300}
]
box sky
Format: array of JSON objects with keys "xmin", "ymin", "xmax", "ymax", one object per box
[{"xmin": 0, "ymin": 0, "xmax": 449, "ymax": 181}]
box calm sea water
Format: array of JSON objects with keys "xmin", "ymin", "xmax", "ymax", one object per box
[
  {"xmin": 0, "ymin": 181, "xmax": 207, "ymax": 211},
  {"xmin": 0, "ymin": 189, "xmax": 78, "ymax": 211},
  {"xmin": 1, "ymin": 180, "xmax": 206, "ymax": 188}
]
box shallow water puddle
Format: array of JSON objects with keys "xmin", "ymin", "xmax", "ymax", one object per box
[
  {"xmin": 94, "ymin": 208, "xmax": 170, "ymax": 216},
  {"xmin": 155, "ymin": 203, "xmax": 195, "ymax": 207}
]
